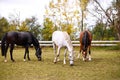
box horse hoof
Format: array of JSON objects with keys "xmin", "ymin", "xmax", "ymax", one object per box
[
  {"xmin": 23, "ymin": 59, "xmax": 26, "ymax": 62},
  {"xmin": 89, "ymin": 58, "xmax": 91, "ymax": 61},
  {"xmin": 54, "ymin": 61, "xmax": 57, "ymax": 64},
  {"xmin": 63, "ymin": 62, "xmax": 66, "ymax": 65},
  {"xmin": 12, "ymin": 60, "xmax": 15, "ymax": 62},
  {"xmin": 38, "ymin": 58, "xmax": 41, "ymax": 61},
  {"xmin": 70, "ymin": 64, "xmax": 74, "ymax": 66},
  {"xmin": 57, "ymin": 59, "xmax": 60, "ymax": 61},
  {"xmin": 4, "ymin": 60, "xmax": 7, "ymax": 63},
  {"xmin": 38, "ymin": 59, "xmax": 41, "ymax": 61}
]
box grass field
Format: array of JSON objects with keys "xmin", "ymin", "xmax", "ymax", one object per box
[{"xmin": 0, "ymin": 47, "xmax": 120, "ymax": 80}]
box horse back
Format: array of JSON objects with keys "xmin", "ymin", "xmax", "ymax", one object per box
[
  {"xmin": 6, "ymin": 32, "xmax": 33, "ymax": 45},
  {"xmin": 6, "ymin": 32, "xmax": 18, "ymax": 43},
  {"xmin": 52, "ymin": 31, "xmax": 73, "ymax": 50},
  {"xmin": 80, "ymin": 31, "xmax": 92, "ymax": 46}
]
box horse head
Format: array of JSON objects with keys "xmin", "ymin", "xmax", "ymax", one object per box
[
  {"xmin": 35, "ymin": 47, "xmax": 42, "ymax": 61},
  {"xmin": 31, "ymin": 33, "xmax": 42, "ymax": 61},
  {"xmin": 69, "ymin": 50, "xmax": 74, "ymax": 66},
  {"xmin": 82, "ymin": 46, "xmax": 88, "ymax": 61}
]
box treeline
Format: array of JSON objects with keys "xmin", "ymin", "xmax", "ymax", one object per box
[
  {"xmin": 0, "ymin": 16, "xmax": 118, "ymax": 41},
  {"xmin": 0, "ymin": 16, "xmax": 42, "ymax": 40}
]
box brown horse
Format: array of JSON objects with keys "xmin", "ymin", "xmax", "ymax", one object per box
[{"xmin": 78, "ymin": 30, "xmax": 92, "ymax": 61}]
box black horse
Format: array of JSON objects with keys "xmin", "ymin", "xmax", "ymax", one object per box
[{"xmin": 1, "ymin": 31, "xmax": 42, "ymax": 62}]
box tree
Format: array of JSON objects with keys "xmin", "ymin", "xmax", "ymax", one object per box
[
  {"xmin": 89, "ymin": 0, "xmax": 120, "ymax": 40},
  {"xmin": 92, "ymin": 22, "xmax": 117, "ymax": 40},
  {"xmin": 44, "ymin": 0, "xmax": 81, "ymax": 35},
  {"xmin": 9, "ymin": 24, "xmax": 17, "ymax": 31},
  {"xmin": 8, "ymin": 11, "xmax": 21, "ymax": 31},
  {"xmin": 112, "ymin": 0, "xmax": 120, "ymax": 40},
  {"xmin": 41, "ymin": 18, "xmax": 55, "ymax": 40},
  {"xmin": 19, "ymin": 22, "xmax": 29, "ymax": 31},
  {"xmin": 0, "ymin": 17, "xmax": 9, "ymax": 39},
  {"xmin": 24, "ymin": 16, "xmax": 42, "ymax": 39},
  {"xmin": 92, "ymin": 23, "xmax": 105, "ymax": 40},
  {"xmin": 80, "ymin": 0, "xmax": 90, "ymax": 31},
  {"xmin": 8, "ymin": 11, "xmax": 41, "ymax": 38}
]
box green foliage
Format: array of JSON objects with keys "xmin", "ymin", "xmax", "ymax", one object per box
[
  {"xmin": 105, "ymin": 45, "xmax": 120, "ymax": 50},
  {"xmin": 0, "ymin": 17, "xmax": 9, "ymax": 39},
  {"xmin": 61, "ymin": 23, "xmax": 72, "ymax": 34},
  {"xmin": 80, "ymin": 0, "xmax": 89, "ymax": 11},
  {"xmin": 19, "ymin": 22, "xmax": 29, "ymax": 31},
  {"xmin": 92, "ymin": 22, "xmax": 117, "ymax": 40},
  {"xmin": 0, "ymin": 16, "xmax": 41, "ymax": 40},
  {"xmin": 8, "ymin": 25, "xmax": 17, "ymax": 31},
  {"xmin": 8, "ymin": 19, "xmax": 29, "ymax": 32},
  {"xmin": 45, "ymin": 0, "xmax": 81, "ymax": 35},
  {"xmin": 24, "ymin": 16, "xmax": 42, "ymax": 38},
  {"xmin": 42, "ymin": 18, "xmax": 55, "ymax": 40},
  {"xmin": 92, "ymin": 23, "xmax": 105, "ymax": 40}
]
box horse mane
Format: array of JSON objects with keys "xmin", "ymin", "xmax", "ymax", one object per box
[
  {"xmin": 63, "ymin": 32, "xmax": 70, "ymax": 40},
  {"xmin": 63, "ymin": 32, "xmax": 73, "ymax": 51},
  {"xmin": 29, "ymin": 32, "xmax": 40, "ymax": 48}
]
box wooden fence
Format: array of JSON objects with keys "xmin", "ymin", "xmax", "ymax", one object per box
[
  {"xmin": 0, "ymin": 41, "xmax": 120, "ymax": 47},
  {"xmin": 39, "ymin": 41, "xmax": 120, "ymax": 47}
]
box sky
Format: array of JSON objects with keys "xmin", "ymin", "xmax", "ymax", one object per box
[
  {"xmin": 0, "ymin": 0, "xmax": 113, "ymax": 25},
  {"xmin": 0, "ymin": 0, "xmax": 50, "ymax": 23}
]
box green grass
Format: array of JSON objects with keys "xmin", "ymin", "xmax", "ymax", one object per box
[{"xmin": 0, "ymin": 47, "xmax": 120, "ymax": 80}]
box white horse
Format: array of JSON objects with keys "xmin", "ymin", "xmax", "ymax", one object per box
[{"xmin": 52, "ymin": 31, "xmax": 74, "ymax": 66}]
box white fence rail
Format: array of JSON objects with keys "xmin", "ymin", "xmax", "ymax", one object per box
[
  {"xmin": 39, "ymin": 41, "xmax": 120, "ymax": 47},
  {"xmin": 0, "ymin": 41, "xmax": 119, "ymax": 47}
]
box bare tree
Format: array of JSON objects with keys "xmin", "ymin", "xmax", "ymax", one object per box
[{"xmin": 88, "ymin": 0, "xmax": 120, "ymax": 40}]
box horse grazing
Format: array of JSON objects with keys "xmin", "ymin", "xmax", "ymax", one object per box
[
  {"xmin": 52, "ymin": 31, "xmax": 74, "ymax": 66},
  {"xmin": 1, "ymin": 31, "xmax": 42, "ymax": 62},
  {"xmin": 78, "ymin": 30, "xmax": 92, "ymax": 61}
]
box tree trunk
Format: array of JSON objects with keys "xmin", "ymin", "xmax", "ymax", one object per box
[
  {"xmin": 116, "ymin": 21, "xmax": 120, "ymax": 40},
  {"xmin": 81, "ymin": 10, "xmax": 84, "ymax": 31}
]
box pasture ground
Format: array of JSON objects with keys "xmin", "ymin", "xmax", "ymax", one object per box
[{"xmin": 0, "ymin": 46, "xmax": 120, "ymax": 80}]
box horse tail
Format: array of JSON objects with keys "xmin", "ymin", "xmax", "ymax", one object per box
[
  {"xmin": 1, "ymin": 33, "xmax": 7, "ymax": 56},
  {"xmin": 82, "ymin": 31, "xmax": 89, "ymax": 50},
  {"xmin": 85, "ymin": 31, "xmax": 89, "ymax": 44}
]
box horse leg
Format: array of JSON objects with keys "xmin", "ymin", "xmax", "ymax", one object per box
[
  {"xmin": 53, "ymin": 43, "xmax": 57, "ymax": 63},
  {"xmin": 54, "ymin": 46, "xmax": 61, "ymax": 63},
  {"xmin": 10, "ymin": 44, "xmax": 15, "ymax": 62},
  {"xmin": 57, "ymin": 46, "xmax": 61, "ymax": 61},
  {"xmin": 77, "ymin": 46, "xmax": 82, "ymax": 59},
  {"xmin": 24, "ymin": 46, "xmax": 30, "ymax": 61},
  {"xmin": 81, "ymin": 46, "xmax": 86, "ymax": 61},
  {"xmin": 23, "ymin": 52, "xmax": 26, "ymax": 61},
  {"xmin": 88, "ymin": 46, "xmax": 91, "ymax": 61},
  {"xmin": 63, "ymin": 47, "xmax": 67, "ymax": 64},
  {"xmin": 4, "ymin": 44, "xmax": 9, "ymax": 62},
  {"xmin": 26, "ymin": 46, "xmax": 30, "ymax": 61},
  {"xmin": 77, "ymin": 50, "xmax": 81, "ymax": 59},
  {"xmin": 24, "ymin": 47, "xmax": 27, "ymax": 61}
]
